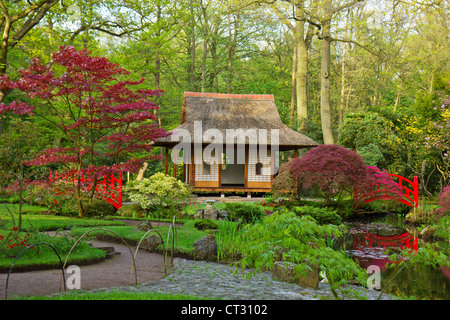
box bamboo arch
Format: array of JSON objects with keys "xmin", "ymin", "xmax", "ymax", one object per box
[
  {"xmin": 59, "ymin": 228, "xmax": 138, "ymax": 291},
  {"xmin": 5, "ymin": 242, "xmax": 67, "ymax": 300}
]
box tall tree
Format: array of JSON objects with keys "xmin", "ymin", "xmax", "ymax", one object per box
[
  {"xmin": 1, "ymin": 46, "xmax": 169, "ymax": 217},
  {"xmin": 0, "ymin": 0, "xmax": 59, "ymax": 134}
]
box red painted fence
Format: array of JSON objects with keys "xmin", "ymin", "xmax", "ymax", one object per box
[
  {"xmin": 355, "ymin": 174, "xmax": 419, "ymax": 208},
  {"xmin": 49, "ymin": 171, "xmax": 123, "ymax": 209}
]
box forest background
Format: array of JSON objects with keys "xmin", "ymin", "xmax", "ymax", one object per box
[{"xmin": 0, "ymin": 0, "xmax": 448, "ymax": 198}]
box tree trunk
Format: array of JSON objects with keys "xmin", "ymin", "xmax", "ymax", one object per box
[
  {"xmin": 290, "ymin": 43, "xmax": 297, "ymax": 127},
  {"xmin": 393, "ymin": 81, "xmax": 402, "ymax": 114},
  {"xmin": 227, "ymin": 14, "xmax": 238, "ymax": 94},
  {"xmin": 295, "ymin": 16, "xmax": 308, "ymax": 132},
  {"xmin": 201, "ymin": 37, "xmax": 208, "ymax": 92},
  {"xmin": 137, "ymin": 162, "xmax": 149, "ymax": 180},
  {"xmin": 320, "ymin": 18, "xmax": 335, "ymax": 145}
]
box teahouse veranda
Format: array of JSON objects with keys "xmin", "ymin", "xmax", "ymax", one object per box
[{"xmin": 154, "ymin": 92, "xmax": 318, "ymax": 196}]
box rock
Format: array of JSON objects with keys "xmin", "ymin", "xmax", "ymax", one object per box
[
  {"xmin": 218, "ymin": 210, "xmax": 229, "ymax": 220},
  {"xmin": 139, "ymin": 234, "xmax": 162, "ymax": 251},
  {"xmin": 272, "ymin": 261, "xmax": 319, "ymax": 289},
  {"xmin": 133, "ymin": 220, "xmax": 153, "ymax": 232},
  {"xmin": 193, "ymin": 235, "xmax": 217, "ymax": 261},
  {"xmin": 419, "ymin": 226, "xmax": 437, "ymax": 238},
  {"xmin": 405, "ymin": 206, "xmax": 434, "ymax": 224},
  {"xmin": 203, "ymin": 204, "xmax": 218, "ymax": 220},
  {"xmin": 194, "ymin": 209, "xmax": 204, "ymax": 219}
]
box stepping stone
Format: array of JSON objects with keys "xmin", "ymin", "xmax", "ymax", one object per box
[{"xmin": 95, "ymin": 246, "xmax": 121, "ymax": 259}]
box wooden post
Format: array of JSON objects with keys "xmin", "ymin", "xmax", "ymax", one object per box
[
  {"xmin": 294, "ymin": 149, "xmax": 298, "ymax": 158},
  {"xmin": 218, "ymin": 150, "xmax": 222, "ymax": 188},
  {"xmin": 244, "ymin": 146, "xmax": 248, "ymax": 188},
  {"xmin": 270, "ymin": 148, "xmax": 274, "ymax": 183},
  {"xmin": 165, "ymin": 147, "xmax": 169, "ymax": 175},
  {"xmin": 173, "ymin": 149, "xmax": 177, "ymax": 178},
  {"xmin": 190, "ymin": 147, "xmax": 195, "ymax": 187}
]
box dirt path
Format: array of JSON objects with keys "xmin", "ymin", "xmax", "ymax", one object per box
[{"xmin": 0, "ymin": 220, "xmax": 172, "ymax": 300}]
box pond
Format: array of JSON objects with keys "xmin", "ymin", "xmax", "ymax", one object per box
[{"xmin": 341, "ymin": 214, "xmax": 450, "ymax": 300}]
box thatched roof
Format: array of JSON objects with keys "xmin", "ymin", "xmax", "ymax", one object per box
[{"xmin": 154, "ymin": 92, "xmax": 319, "ymax": 151}]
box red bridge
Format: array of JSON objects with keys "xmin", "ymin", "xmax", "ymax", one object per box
[
  {"xmin": 351, "ymin": 231, "xmax": 419, "ymax": 271},
  {"xmin": 354, "ymin": 231, "xmax": 419, "ymax": 252},
  {"xmin": 50, "ymin": 171, "xmax": 123, "ymax": 209},
  {"xmin": 355, "ymin": 174, "xmax": 419, "ymax": 208}
]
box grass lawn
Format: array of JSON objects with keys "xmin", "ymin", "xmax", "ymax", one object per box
[
  {"xmin": 0, "ymin": 203, "xmax": 126, "ymax": 231},
  {"xmin": 17, "ymin": 290, "xmax": 213, "ymax": 300},
  {"xmin": 0, "ymin": 203, "xmax": 126, "ymax": 271},
  {"xmin": 70, "ymin": 219, "xmax": 211, "ymax": 258},
  {"xmin": 0, "ymin": 242, "xmax": 106, "ymax": 271}
]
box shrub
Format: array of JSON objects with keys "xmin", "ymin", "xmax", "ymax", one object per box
[
  {"xmin": 232, "ymin": 210, "xmax": 367, "ymax": 294},
  {"xmin": 291, "ymin": 205, "xmax": 342, "ymax": 225},
  {"xmin": 437, "ymin": 186, "xmax": 450, "ymax": 216},
  {"xmin": 223, "ymin": 202, "xmax": 265, "ymax": 223},
  {"xmin": 271, "ymin": 161, "xmax": 297, "ymax": 199},
  {"xmin": 194, "ymin": 219, "xmax": 218, "ymax": 231},
  {"xmin": 125, "ymin": 172, "xmax": 192, "ymax": 218},
  {"xmin": 290, "ymin": 145, "xmax": 370, "ymax": 205},
  {"xmin": 81, "ymin": 199, "xmax": 117, "ymax": 218},
  {"xmin": 117, "ymin": 204, "xmax": 146, "ymax": 218}
]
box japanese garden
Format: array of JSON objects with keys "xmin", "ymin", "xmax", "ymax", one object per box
[{"xmin": 0, "ymin": 0, "xmax": 449, "ymax": 303}]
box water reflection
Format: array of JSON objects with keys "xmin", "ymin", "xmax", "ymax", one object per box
[{"xmin": 342, "ymin": 222, "xmax": 450, "ymax": 300}]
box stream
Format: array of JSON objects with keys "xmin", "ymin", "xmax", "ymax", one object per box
[{"xmin": 340, "ymin": 214, "xmax": 449, "ymax": 300}]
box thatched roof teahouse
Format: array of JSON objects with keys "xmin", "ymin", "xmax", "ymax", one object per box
[{"xmin": 154, "ymin": 92, "xmax": 318, "ymax": 195}]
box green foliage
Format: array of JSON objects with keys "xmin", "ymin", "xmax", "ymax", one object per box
[
  {"xmin": 231, "ymin": 211, "xmax": 367, "ymax": 289},
  {"xmin": 291, "ymin": 205, "xmax": 343, "ymax": 225},
  {"xmin": 116, "ymin": 203, "xmax": 146, "ymax": 218},
  {"xmin": 380, "ymin": 241, "xmax": 450, "ymax": 300},
  {"xmin": 125, "ymin": 173, "xmax": 192, "ymax": 218},
  {"xmin": 223, "ymin": 202, "xmax": 265, "ymax": 223},
  {"xmin": 0, "ymin": 226, "xmax": 102, "ymax": 267},
  {"xmin": 81, "ymin": 199, "xmax": 117, "ymax": 218},
  {"xmin": 357, "ymin": 143, "xmax": 385, "ymax": 167},
  {"xmin": 194, "ymin": 219, "xmax": 218, "ymax": 231},
  {"xmin": 338, "ymin": 112, "xmax": 399, "ymax": 168},
  {"xmin": 216, "ymin": 218, "xmax": 241, "ymax": 261}
]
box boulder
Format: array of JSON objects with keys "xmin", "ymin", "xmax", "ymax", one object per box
[
  {"xmin": 139, "ymin": 234, "xmax": 162, "ymax": 251},
  {"xmin": 203, "ymin": 204, "xmax": 218, "ymax": 220},
  {"xmin": 405, "ymin": 206, "xmax": 434, "ymax": 224},
  {"xmin": 194, "ymin": 209, "xmax": 204, "ymax": 219},
  {"xmin": 272, "ymin": 261, "xmax": 319, "ymax": 289},
  {"xmin": 133, "ymin": 220, "xmax": 153, "ymax": 232},
  {"xmin": 419, "ymin": 226, "xmax": 437, "ymax": 238},
  {"xmin": 194, "ymin": 235, "xmax": 217, "ymax": 261},
  {"xmin": 217, "ymin": 210, "xmax": 229, "ymax": 220}
]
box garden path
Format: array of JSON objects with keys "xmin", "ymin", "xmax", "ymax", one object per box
[{"xmin": 0, "ymin": 219, "xmax": 170, "ymax": 300}]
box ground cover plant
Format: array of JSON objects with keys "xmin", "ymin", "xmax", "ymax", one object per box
[
  {"xmin": 69, "ymin": 219, "xmax": 210, "ymax": 258},
  {"xmin": 228, "ymin": 209, "xmax": 368, "ymax": 300}
]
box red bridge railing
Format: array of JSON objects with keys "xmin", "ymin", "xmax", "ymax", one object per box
[
  {"xmin": 50, "ymin": 171, "xmax": 123, "ymax": 209},
  {"xmin": 354, "ymin": 231, "xmax": 419, "ymax": 252},
  {"xmin": 355, "ymin": 174, "xmax": 419, "ymax": 208}
]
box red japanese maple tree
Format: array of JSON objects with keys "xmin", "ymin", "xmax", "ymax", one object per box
[
  {"xmin": 289, "ymin": 144, "xmax": 371, "ymax": 204},
  {"xmin": 0, "ymin": 46, "xmax": 169, "ymax": 216}
]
